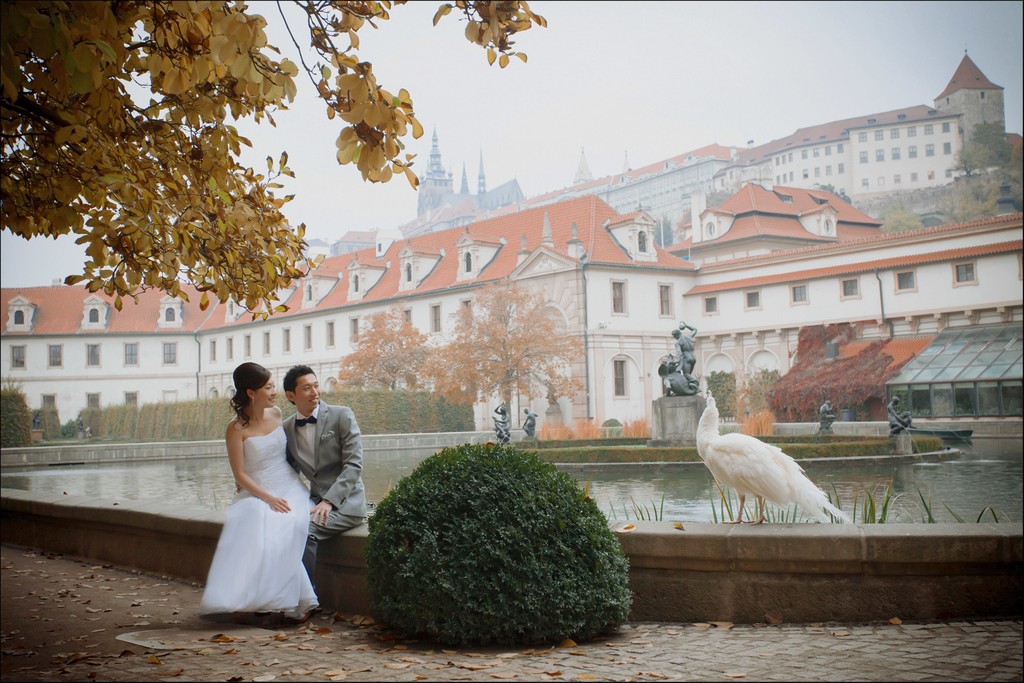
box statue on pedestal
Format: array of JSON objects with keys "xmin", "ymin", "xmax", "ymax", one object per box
[
  {"xmin": 493, "ymin": 402, "xmax": 511, "ymax": 444},
  {"xmin": 887, "ymin": 396, "xmax": 913, "ymax": 435},
  {"xmin": 522, "ymin": 408, "xmax": 537, "ymax": 440},
  {"xmin": 659, "ymin": 321, "xmax": 700, "ymax": 396},
  {"xmin": 818, "ymin": 400, "xmax": 836, "ymax": 433}
]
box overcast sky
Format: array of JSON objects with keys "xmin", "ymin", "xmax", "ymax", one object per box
[{"xmin": 3, "ymin": 0, "xmax": 1022, "ymax": 289}]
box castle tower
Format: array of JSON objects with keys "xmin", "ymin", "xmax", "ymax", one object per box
[
  {"xmin": 417, "ymin": 128, "xmax": 455, "ymax": 216},
  {"xmin": 934, "ymin": 52, "xmax": 1005, "ymax": 146},
  {"xmin": 574, "ymin": 147, "xmax": 593, "ymax": 185},
  {"xmin": 477, "ymin": 149, "xmax": 487, "ymax": 196}
]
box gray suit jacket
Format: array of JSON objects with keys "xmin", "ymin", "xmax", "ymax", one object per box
[{"xmin": 284, "ymin": 403, "xmax": 367, "ymax": 518}]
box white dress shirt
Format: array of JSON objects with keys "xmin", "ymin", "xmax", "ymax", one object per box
[{"xmin": 293, "ymin": 404, "xmax": 320, "ymax": 470}]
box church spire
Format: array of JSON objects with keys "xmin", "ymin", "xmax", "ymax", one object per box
[
  {"xmin": 574, "ymin": 147, "xmax": 593, "ymax": 185},
  {"xmin": 460, "ymin": 163, "xmax": 469, "ymax": 195},
  {"xmin": 477, "ymin": 149, "xmax": 487, "ymax": 196}
]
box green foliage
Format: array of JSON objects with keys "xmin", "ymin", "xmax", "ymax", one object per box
[
  {"xmin": 39, "ymin": 405, "xmax": 62, "ymax": 440},
  {"xmin": 0, "ymin": 385, "xmax": 32, "ymax": 447},
  {"xmin": 366, "ymin": 443, "xmax": 632, "ymax": 646},
  {"xmin": 881, "ymin": 203, "xmax": 925, "ymax": 233},
  {"xmin": 740, "ymin": 369, "xmax": 779, "ymax": 416},
  {"xmin": 958, "ymin": 122, "xmax": 1014, "ymax": 175},
  {"xmin": 705, "ymin": 371, "xmax": 737, "ymax": 418}
]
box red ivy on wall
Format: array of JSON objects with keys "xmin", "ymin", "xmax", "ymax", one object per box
[{"xmin": 769, "ymin": 323, "xmax": 899, "ymax": 421}]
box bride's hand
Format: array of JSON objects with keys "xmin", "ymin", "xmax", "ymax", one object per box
[{"xmin": 266, "ymin": 496, "xmax": 291, "ymax": 513}]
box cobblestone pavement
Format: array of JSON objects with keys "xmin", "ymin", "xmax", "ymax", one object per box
[{"xmin": 2, "ymin": 544, "xmax": 1021, "ymax": 682}]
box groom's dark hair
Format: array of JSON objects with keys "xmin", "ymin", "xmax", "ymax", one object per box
[{"xmin": 283, "ymin": 364, "xmax": 316, "ymax": 394}]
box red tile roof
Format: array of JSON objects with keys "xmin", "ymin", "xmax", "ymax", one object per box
[
  {"xmin": 685, "ymin": 238, "xmax": 1022, "ymax": 294},
  {"xmin": 840, "ymin": 336, "xmax": 935, "ymax": 371},
  {"xmin": 936, "ymin": 54, "xmax": 1002, "ymax": 100}
]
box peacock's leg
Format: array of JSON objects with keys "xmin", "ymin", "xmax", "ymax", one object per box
[{"xmin": 725, "ymin": 494, "xmax": 745, "ymax": 524}]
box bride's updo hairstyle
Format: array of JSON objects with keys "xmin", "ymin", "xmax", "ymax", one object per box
[{"xmin": 230, "ymin": 362, "xmax": 272, "ymax": 428}]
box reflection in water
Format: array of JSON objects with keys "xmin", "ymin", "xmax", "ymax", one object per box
[{"xmin": 2, "ymin": 440, "xmax": 1020, "ymax": 524}]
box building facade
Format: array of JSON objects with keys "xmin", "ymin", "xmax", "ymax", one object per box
[{"xmin": 4, "ymin": 190, "xmax": 1021, "ymax": 430}]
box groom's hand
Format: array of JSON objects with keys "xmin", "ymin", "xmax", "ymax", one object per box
[{"xmin": 311, "ymin": 500, "xmax": 333, "ymax": 526}]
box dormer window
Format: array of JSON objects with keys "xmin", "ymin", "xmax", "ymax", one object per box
[
  {"xmin": 81, "ymin": 294, "xmax": 110, "ymax": 330},
  {"xmin": 405, "ymin": 264, "xmax": 412, "ymax": 282},
  {"xmin": 464, "ymin": 252, "xmax": 473, "ymax": 273},
  {"xmin": 306, "ymin": 285, "xmax": 313, "ymax": 301},
  {"xmin": 353, "ymin": 274, "xmax": 360, "ymax": 293},
  {"xmin": 706, "ymin": 222, "xmax": 716, "ymax": 237},
  {"xmin": 14, "ymin": 310, "xmax": 24, "ymax": 325},
  {"xmin": 824, "ymin": 219, "xmax": 834, "ymax": 235},
  {"xmin": 6, "ymin": 296, "xmax": 35, "ymax": 331},
  {"xmin": 638, "ymin": 232, "xmax": 648, "ymax": 253},
  {"xmin": 158, "ymin": 296, "xmax": 184, "ymax": 328}
]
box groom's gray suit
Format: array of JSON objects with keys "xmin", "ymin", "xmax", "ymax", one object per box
[{"xmin": 284, "ymin": 402, "xmax": 367, "ymax": 585}]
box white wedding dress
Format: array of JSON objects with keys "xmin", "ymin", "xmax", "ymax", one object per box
[{"xmin": 199, "ymin": 426, "xmax": 318, "ymax": 617}]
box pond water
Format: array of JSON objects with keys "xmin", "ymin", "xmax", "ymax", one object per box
[{"xmin": 2, "ymin": 439, "xmax": 1020, "ymax": 524}]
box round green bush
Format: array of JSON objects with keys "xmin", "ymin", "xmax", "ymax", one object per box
[{"xmin": 366, "ymin": 443, "xmax": 632, "ymax": 646}]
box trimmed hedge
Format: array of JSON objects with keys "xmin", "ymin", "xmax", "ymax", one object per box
[
  {"xmin": 73, "ymin": 390, "xmax": 473, "ymax": 442},
  {"xmin": 366, "ymin": 443, "xmax": 632, "ymax": 646}
]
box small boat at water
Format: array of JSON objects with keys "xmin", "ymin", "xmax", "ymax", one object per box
[{"xmin": 905, "ymin": 427, "xmax": 973, "ymax": 443}]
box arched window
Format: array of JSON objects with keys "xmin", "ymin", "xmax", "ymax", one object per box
[
  {"xmin": 89, "ymin": 308, "xmax": 99, "ymax": 323},
  {"xmin": 13, "ymin": 310, "xmax": 24, "ymax": 325},
  {"xmin": 824, "ymin": 219, "xmax": 834, "ymax": 234},
  {"xmin": 464, "ymin": 252, "xmax": 473, "ymax": 273},
  {"xmin": 405, "ymin": 263, "xmax": 412, "ymax": 282},
  {"xmin": 306, "ymin": 285, "xmax": 313, "ymax": 300},
  {"xmin": 706, "ymin": 222, "xmax": 716, "ymax": 237},
  {"xmin": 637, "ymin": 232, "xmax": 648, "ymax": 253},
  {"xmin": 165, "ymin": 308, "xmax": 175, "ymax": 322},
  {"xmin": 353, "ymin": 274, "xmax": 360, "ymax": 292}
]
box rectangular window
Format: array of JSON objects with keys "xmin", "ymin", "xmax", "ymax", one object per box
[
  {"xmin": 86, "ymin": 344, "xmax": 100, "ymax": 367},
  {"xmin": 613, "ymin": 359, "xmax": 627, "ymax": 397},
  {"xmin": 862, "ymin": 178, "xmax": 869, "ymax": 188},
  {"xmin": 282, "ymin": 329, "xmax": 291, "ymax": 353},
  {"xmin": 875, "ymin": 149, "xmax": 885, "ymax": 162},
  {"xmin": 403, "ymin": 309, "xmax": 413, "ymax": 324},
  {"xmin": 825, "ymin": 145, "xmax": 832, "ymax": 156},
  {"xmin": 611, "ymin": 281, "xmax": 626, "ymax": 314},
  {"xmin": 48, "ymin": 345, "xmax": 62, "ymax": 368},
  {"xmin": 859, "ymin": 151, "xmax": 868, "ymax": 164},
  {"xmin": 11, "ymin": 345, "xmax": 25, "ymax": 369},
  {"xmin": 86, "ymin": 393, "xmax": 100, "ymax": 409},
  {"xmin": 658, "ymin": 284, "xmax": 672, "ymax": 316},
  {"xmin": 42, "ymin": 395, "xmax": 56, "ymax": 409},
  {"xmin": 837, "ymin": 143, "xmax": 843, "ymax": 153},
  {"xmin": 745, "ymin": 291, "xmax": 761, "ymax": 310},
  {"xmin": 924, "ymin": 124, "xmax": 933, "ymax": 135},
  {"xmin": 304, "ymin": 324, "xmax": 313, "ymax": 350},
  {"xmin": 925, "ymin": 144, "xmax": 935, "ymax": 157},
  {"xmin": 841, "ymin": 278, "xmax": 860, "ymax": 298},
  {"xmin": 896, "ymin": 270, "xmax": 916, "ymax": 291},
  {"xmin": 894, "ymin": 174, "xmax": 901, "ymax": 184},
  {"xmin": 263, "ymin": 331, "xmax": 270, "ymax": 355},
  {"xmin": 814, "ymin": 167, "xmax": 821, "ymax": 178},
  {"xmin": 908, "ymin": 126, "xmax": 917, "ymax": 137},
  {"xmin": 874, "ymin": 130, "xmax": 884, "ymax": 141},
  {"xmin": 891, "ymin": 147, "xmax": 901, "ymax": 160},
  {"xmin": 244, "ymin": 334, "xmax": 252, "ymax": 357},
  {"xmin": 826, "ymin": 165, "xmax": 832, "ymax": 176},
  {"xmin": 942, "ymin": 122, "xmax": 951, "ymax": 133},
  {"xmin": 813, "ymin": 148, "xmax": 820, "ymax": 157},
  {"xmin": 791, "ymin": 284, "xmax": 808, "ymax": 304},
  {"xmin": 704, "ymin": 296, "xmax": 718, "ymax": 314},
  {"xmin": 911, "ymin": 172, "xmax": 919, "ymax": 182},
  {"xmin": 801, "ymin": 149, "xmax": 808, "ymax": 159},
  {"xmin": 837, "ymin": 163, "xmax": 844, "ymax": 173},
  {"xmin": 857, "ymin": 132, "xmax": 867, "ymax": 142},
  {"xmin": 349, "ymin": 318, "xmax": 359, "ymax": 343},
  {"xmin": 890, "ymin": 128, "xmax": 900, "ymax": 139},
  {"xmin": 326, "ymin": 321, "xmax": 335, "ymax": 348},
  {"xmin": 162, "ymin": 342, "xmax": 177, "ymax": 365},
  {"xmin": 227, "ymin": 337, "xmax": 234, "ymax": 361},
  {"xmin": 908, "ymin": 145, "xmax": 917, "ymax": 158},
  {"xmin": 124, "ymin": 391, "xmax": 138, "ymax": 407},
  {"xmin": 954, "ymin": 262, "xmax": 976, "ymax": 285},
  {"xmin": 430, "ymin": 304, "xmax": 442, "ymax": 333},
  {"xmin": 208, "ymin": 340, "xmax": 216, "ymax": 363},
  {"xmin": 878, "ymin": 176, "xmax": 885, "ymax": 187},
  {"xmin": 802, "ymin": 168, "xmax": 809, "ymax": 179},
  {"xmin": 943, "ymin": 142, "xmax": 952, "ymax": 155}
]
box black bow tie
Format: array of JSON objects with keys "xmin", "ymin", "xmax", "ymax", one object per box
[{"xmin": 295, "ymin": 415, "xmax": 317, "ymax": 427}]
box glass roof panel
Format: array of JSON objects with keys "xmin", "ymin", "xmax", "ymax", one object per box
[{"xmin": 886, "ymin": 323, "xmax": 1023, "ymax": 386}]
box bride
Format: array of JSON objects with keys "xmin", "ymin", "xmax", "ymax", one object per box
[{"xmin": 199, "ymin": 362, "xmax": 318, "ymax": 622}]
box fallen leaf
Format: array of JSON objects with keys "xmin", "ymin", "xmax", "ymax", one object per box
[
  {"xmin": 559, "ymin": 638, "xmax": 577, "ymax": 648},
  {"xmin": 637, "ymin": 672, "xmax": 668, "ymax": 679},
  {"xmin": 889, "ymin": 617, "xmax": 903, "ymax": 625},
  {"xmin": 384, "ymin": 663, "xmax": 411, "ymax": 670},
  {"xmin": 209, "ymin": 634, "xmax": 237, "ymax": 643},
  {"xmin": 764, "ymin": 612, "xmax": 783, "ymax": 625},
  {"xmin": 442, "ymin": 649, "xmax": 459, "ymax": 655},
  {"xmin": 490, "ymin": 674, "xmax": 517, "ymax": 679},
  {"xmin": 401, "ymin": 657, "xmax": 426, "ymax": 663},
  {"xmin": 832, "ymin": 630, "xmax": 851, "ymax": 637},
  {"xmin": 616, "ymin": 524, "xmax": 635, "ymax": 533},
  {"xmin": 673, "ymin": 522, "xmax": 685, "ymax": 530},
  {"xmin": 709, "ymin": 621, "xmax": 734, "ymax": 629},
  {"xmin": 253, "ymin": 675, "xmax": 276, "ymax": 682},
  {"xmin": 147, "ymin": 655, "xmax": 162, "ymax": 665},
  {"xmin": 724, "ymin": 672, "xmax": 746, "ymax": 678}
]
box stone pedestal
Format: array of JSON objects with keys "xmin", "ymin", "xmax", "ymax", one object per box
[
  {"xmin": 891, "ymin": 431, "xmax": 913, "ymax": 455},
  {"xmin": 648, "ymin": 395, "xmax": 706, "ymax": 447},
  {"xmin": 544, "ymin": 404, "xmax": 563, "ymax": 427}
]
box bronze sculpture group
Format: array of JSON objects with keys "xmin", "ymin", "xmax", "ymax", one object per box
[{"xmin": 659, "ymin": 321, "xmax": 700, "ymax": 396}]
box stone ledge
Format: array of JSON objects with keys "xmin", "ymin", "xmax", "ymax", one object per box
[{"xmin": 2, "ymin": 488, "xmax": 1020, "ymax": 624}]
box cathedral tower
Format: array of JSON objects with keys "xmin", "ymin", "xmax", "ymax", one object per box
[{"xmin": 934, "ymin": 52, "xmax": 1005, "ymax": 146}]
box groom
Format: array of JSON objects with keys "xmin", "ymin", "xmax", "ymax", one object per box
[{"xmin": 283, "ymin": 364, "xmax": 367, "ymax": 588}]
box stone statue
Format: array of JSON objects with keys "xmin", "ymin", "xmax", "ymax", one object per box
[
  {"xmin": 522, "ymin": 408, "xmax": 537, "ymax": 439},
  {"xmin": 818, "ymin": 400, "xmax": 836, "ymax": 433},
  {"xmin": 659, "ymin": 321, "xmax": 700, "ymax": 396},
  {"xmin": 32, "ymin": 410, "xmax": 42, "ymax": 430},
  {"xmin": 887, "ymin": 396, "xmax": 913, "ymax": 435},
  {"xmin": 493, "ymin": 402, "xmax": 511, "ymax": 444}
]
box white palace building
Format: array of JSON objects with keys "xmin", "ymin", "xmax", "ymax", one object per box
[{"xmin": 3, "ymin": 184, "xmax": 1022, "ymax": 430}]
